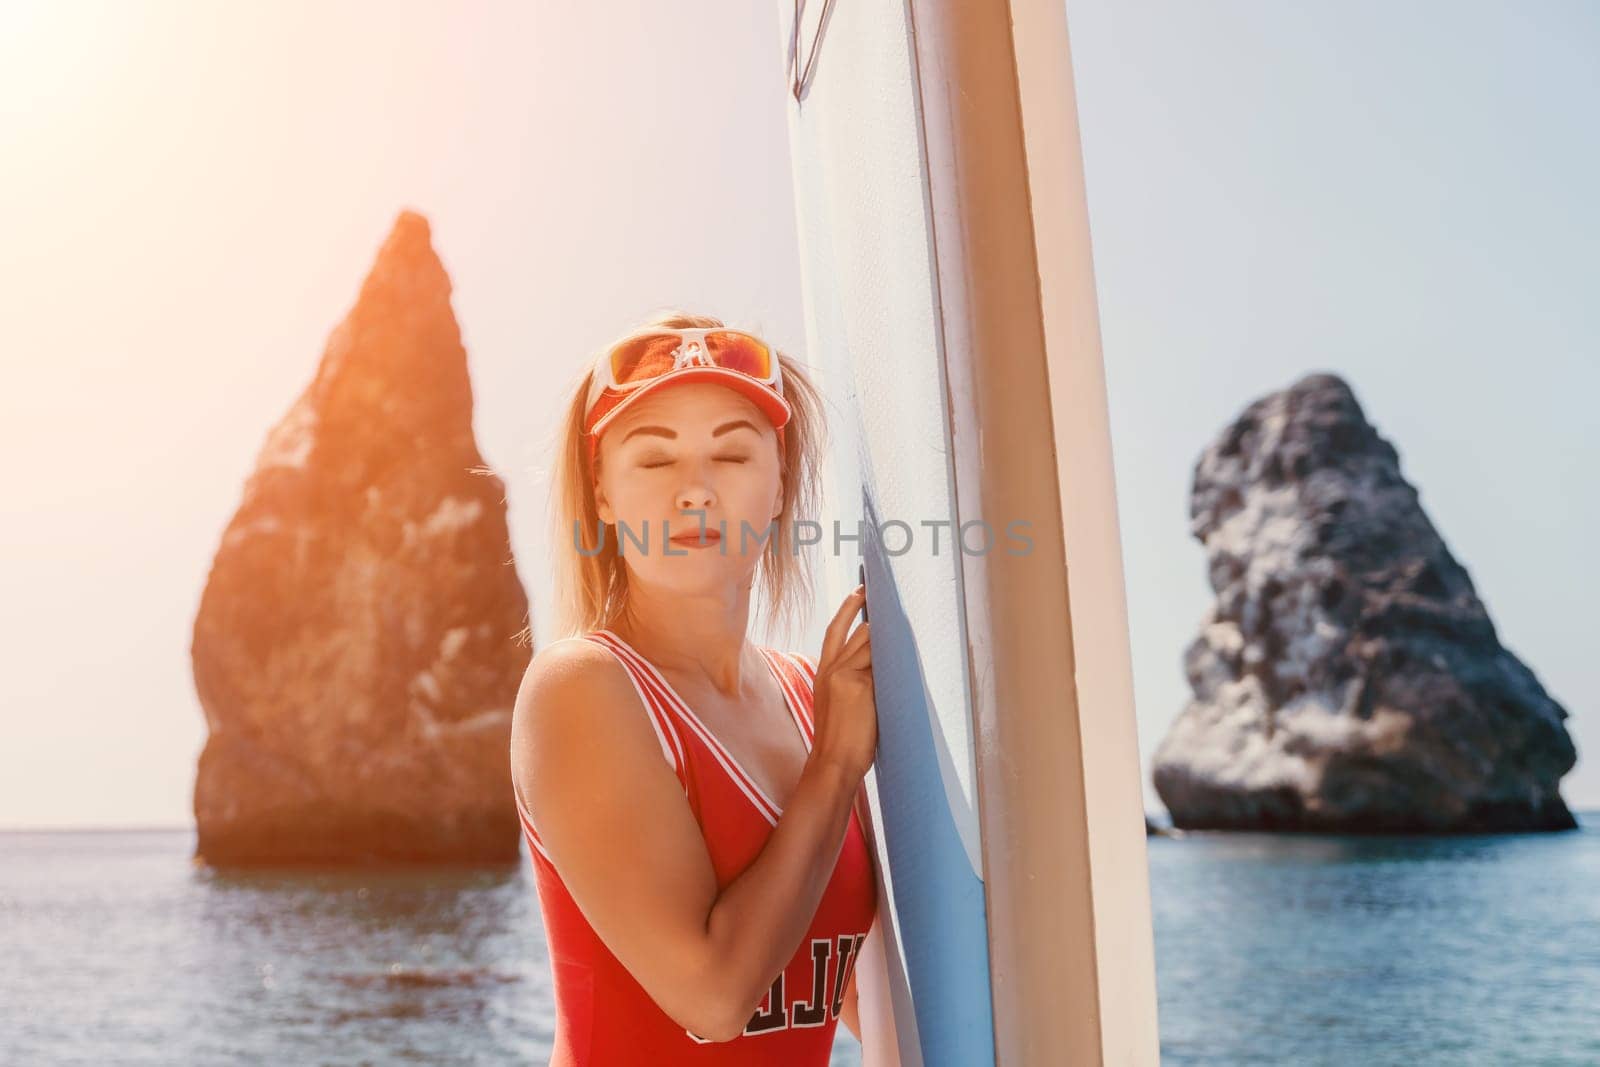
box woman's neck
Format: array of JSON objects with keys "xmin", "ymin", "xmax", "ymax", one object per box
[{"xmin": 611, "ymin": 581, "xmax": 757, "ymax": 698}]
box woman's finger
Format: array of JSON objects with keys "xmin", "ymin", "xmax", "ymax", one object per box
[
  {"xmin": 819, "ymin": 585, "xmax": 866, "ymax": 667},
  {"xmin": 837, "ymin": 620, "xmax": 871, "ymax": 669}
]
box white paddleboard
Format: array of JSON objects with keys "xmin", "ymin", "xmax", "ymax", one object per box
[{"xmin": 774, "ymin": 2, "xmax": 1161, "ymax": 1064}]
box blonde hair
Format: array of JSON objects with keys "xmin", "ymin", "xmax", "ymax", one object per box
[{"xmin": 519, "ymin": 310, "xmax": 825, "ymax": 648}]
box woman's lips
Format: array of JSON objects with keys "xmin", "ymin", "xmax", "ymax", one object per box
[{"xmin": 669, "ymin": 529, "xmax": 721, "ymax": 548}]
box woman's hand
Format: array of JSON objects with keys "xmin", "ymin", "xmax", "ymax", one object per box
[{"xmin": 809, "ymin": 584, "xmax": 876, "ymax": 781}]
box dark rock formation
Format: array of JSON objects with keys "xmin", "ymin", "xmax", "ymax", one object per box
[
  {"xmin": 1152, "ymin": 373, "xmax": 1576, "ymax": 834},
  {"xmin": 192, "ymin": 210, "xmax": 531, "ymax": 866}
]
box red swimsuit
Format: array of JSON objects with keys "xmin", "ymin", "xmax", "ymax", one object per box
[{"xmin": 513, "ymin": 629, "xmax": 878, "ymax": 1065}]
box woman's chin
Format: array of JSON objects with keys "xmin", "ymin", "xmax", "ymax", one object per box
[{"xmin": 637, "ymin": 552, "xmax": 757, "ymax": 591}]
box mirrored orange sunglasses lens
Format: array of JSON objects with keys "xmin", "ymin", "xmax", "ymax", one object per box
[
  {"xmin": 704, "ymin": 331, "xmax": 773, "ymax": 378},
  {"xmin": 608, "ymin": 331, "xmax": 772, "ymax": 386}
]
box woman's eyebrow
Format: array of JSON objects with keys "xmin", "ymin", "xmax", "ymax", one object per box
[
  {"xmin": 711, "ymin": 419, "xmax": 761, "ymax": 438},
  {"xmin": 620, "ymin": 419, "xmax": 760, "ymax": 445}
]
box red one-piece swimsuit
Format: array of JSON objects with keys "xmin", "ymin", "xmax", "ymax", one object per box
[{"xmin": 512, "ymin": 628, "xmax": 878, "ymax": 1065}]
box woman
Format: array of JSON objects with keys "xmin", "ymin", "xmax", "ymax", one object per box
[{"xmin": 509, "ymin": 310, "xmax": 882, "ymax": 1065}]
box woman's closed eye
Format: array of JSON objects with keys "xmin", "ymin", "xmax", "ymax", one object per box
[{"xmin": 641, "ymin": 455, "xmax": 749, "ymax": 469}]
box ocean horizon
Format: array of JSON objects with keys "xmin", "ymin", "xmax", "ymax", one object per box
[{"xmin": 3, "ymin": 813, "xmax": 1596, "ymax": 1064}]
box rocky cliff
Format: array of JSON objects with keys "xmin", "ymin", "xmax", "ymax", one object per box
[
  {"xmin": 192, "ymin": 210, "xmax": 531, "ymax": 865},
  {"xmin": 1152, "ymin": 374, "xmax": 1576, "ymax": 833}
]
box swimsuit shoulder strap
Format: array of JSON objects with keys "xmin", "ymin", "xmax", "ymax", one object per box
[
  {"xmin": 759, "ymin": 648, "xmax": 818, "ymax": 741},
  {"xmin": 582, "ymin": 630, "xmax": 689, "ymax": 782}
]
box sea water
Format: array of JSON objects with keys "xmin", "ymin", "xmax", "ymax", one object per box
[
  {"xmin": 1148, "ymin": 812, "xmax": 1600, "ymax": 1066},
  {"xmin": 0, "ymin": 828, "xmax": 861, "ymax": 1065},
  {"xmin": 2, "ymin": 815, "xmax": 1595, "ymax": 1064}
]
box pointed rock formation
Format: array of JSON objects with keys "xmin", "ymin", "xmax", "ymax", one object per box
[
  {"xmin": 1152, "ymin": 374, "xmax": 1576, "ymax": 833},
  {"xmin": 192, "ymin": 210, "xmax": 532, "ymax": 865}
]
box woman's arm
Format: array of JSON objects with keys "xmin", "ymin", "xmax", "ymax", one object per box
[
  {"xmin": 511, "ymin": 639, "xmax": 863, "ymax": 1043},
  {"xmin": 840, "ymin": 965, "xmax": 862, "ymax": 1040},
  {"xmin": 837, "ymin": 783, "xmax": 876, "ymax": 1043}
]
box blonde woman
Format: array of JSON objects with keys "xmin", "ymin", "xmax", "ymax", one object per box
[{"xmin": 510, "ymin": 311, "xmax": 882, "ymax": 1065}]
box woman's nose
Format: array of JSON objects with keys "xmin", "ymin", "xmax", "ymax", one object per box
[
  {"xmin": 677, "ymin": 457, "xmax": 717, "ymax": 510},
  {"xmin": 678, "ymin": 486, "xmax": 714, "ymax": 509}
]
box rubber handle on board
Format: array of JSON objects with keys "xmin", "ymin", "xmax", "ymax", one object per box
[{"xmin": 858, "ymin": 561, "xmax": 869, "ymax": 624}]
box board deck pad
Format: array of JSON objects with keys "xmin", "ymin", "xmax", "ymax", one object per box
[{"xmin": 860, "ymin": 492, "xmax": 996, "ymax": 1067}]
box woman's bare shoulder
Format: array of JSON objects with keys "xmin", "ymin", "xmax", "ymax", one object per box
[
  {"xmin": 512, "ymin": 636, "xmax": 640, "ymax": 737},
  {"xmin": 519, "ymin": 635, "xmax": 615, "ymax": 688},
  {"xmin": 509, "ymin": 635, "xmax": 669, "ymax": 800}
]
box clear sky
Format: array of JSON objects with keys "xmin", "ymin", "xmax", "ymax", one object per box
[{"xmin": 1, "ymin": 0, "xmax": 1592, "ymax": 828}]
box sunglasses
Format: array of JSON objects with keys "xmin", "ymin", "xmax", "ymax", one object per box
[{"xmin": 586, "ymin": 327, "xmax": 783, "ymax": 411}]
